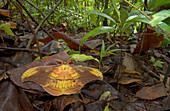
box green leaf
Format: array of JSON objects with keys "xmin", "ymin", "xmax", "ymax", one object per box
[
  {"xmin": 148, "ymin": 0, "xmax": 170, "ymax": 10},
  {"xmin": 79, "ymin": 26, "xmax": 115, "ymax": 49},
  {"xmin": 150, "ymin": 56, "xmax": 155, "ymax": 63},
  {"xmin": 70, "ymin": 54, "xmax": 99, "ymax": 63},
  {"xmin": 122, "ymin": 22, "xmax": 134, "ymax": 34},
  {"xmin": 150, "ymin": 10, "xmax": 170, "ymax": 26},
  {"xmin": 103, "ymin": 104, "xmax": 109, "ymax": 111},
  {"xmin": 111, "ymin": 0, "xmax": 120, "ymax": 21},
  {"xmin": 120, "ymin": 8, "xmax": 128, "ymax": 25},
  {"xmin": 105, "ymin": 43, "xmax": 116, "ymax": 52},
  {"xmin": 0, "ymin": 24, "xmax": 14, "ymax": 36},
  {"xmin": 100, "ymin": 40, "xmax": 105, "ymax": 59},
  {"xmin": 105, "ymin": 49, "xmax": 121, "ymax": 55},
  {"xmin": 86, "ymin": 11, "xmax": 117, "ymax": 24},
  {"xmin": 126, "ymin": 15, "xmax": 150, "ymax": 23},
  {"xmin": 99, "ymin": 91, "xmax": 111, "ymax": 100},
  {"xmin": 155, "ymin": 60, "xmax": 163, "ymax": 68},
  {"xmin": 33, "ymin": 55, "xmax": 49, "ymax": 61},
  {"xmin": 157, "ymin": 22, "xmax": 170, "ymax": 35},
  {"xmin": 68, "ymin": 49, "xmax": 80, "ymax": 55}
]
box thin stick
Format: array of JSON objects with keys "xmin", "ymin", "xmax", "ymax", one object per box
[
  {"xmin": 0, "ymin": 46, "xmax": 48, "ymax": 55},
  {"xmin": 12, "ymin": 0, "xmax": 42, "ymax": 59}
]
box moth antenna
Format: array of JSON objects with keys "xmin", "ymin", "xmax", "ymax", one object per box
[
  {"xmin": 55, "ymin": 58, "xmax": 72, "ymax": 64},
  {"xmin": 66, "ymin": 58, "xmax": 72, "ymax": 64}
]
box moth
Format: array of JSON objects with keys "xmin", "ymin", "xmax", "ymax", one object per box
[{"xmin": 21, "ymin": 63, "xmax": 103, "ymax": 96}]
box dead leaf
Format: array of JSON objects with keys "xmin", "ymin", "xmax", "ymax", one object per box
[
  {"xmin": 118, "ymin": 76, "xmax": 142, "ymax": 84},
  {"xmin": 81, "ymin": 80, "xmax": 118, "ymax": 101},
  {"xmin": 38, "ymin": 32, "xmax": 91, "ymax": 49},
  {"xmin": 133, "ymin": 29, "xmax": 163, "ymax": 53},
  {"xmin": 123, "ymin": 53, "xmax": 136, "ymax": 70},
  {"xmin": 135, "ymin": 83, "xmax": 168, "ymax": 100},
  {"xmin": 120, "ymin": 69, "xmax": 142, "ymax": 76},
  {"xmin": 0, "ymin": 9, "xmax": 11, "ymax": 18},
  {"xmin": 5, "ymin": 21, "xmax": 17, "ymax": 29},
  {"xmin": 45, "ymin": 96, "xmax": 83, "ymax": 111},
  {"xmin": 0, "ymin": 80, "xmax": 34, "ymax": 111}
]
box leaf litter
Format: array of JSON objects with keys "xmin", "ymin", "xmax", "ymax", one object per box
[{"xmin": 0, "ymin": 3, "xmax": 170, "ymax": 111}]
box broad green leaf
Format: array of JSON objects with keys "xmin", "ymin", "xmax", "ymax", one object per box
[
  {"xmin": 79, "ymin": 26, "xmax": 115, "ymax": 49},
  {"xmin": 126, "ymin": 15, "xmax": 150, "ymax": 23},
  {"xmin": 0, "ymin": 24, "xmax": 14, "ymax": 36},
  {"xmin": 86, "ymin": 11, "xmax": 117, "ymax": 24},
  {"xmin": 157, "ymin": 22, "xmax": 170, "ymax": 35},
  {"xmin": 70, "ymin": 54, "xmax": 99, "ymax": 63},
  {"xmin": 150, "ymin": 10, "xmax": 170, "ymax": 26},
  {"xmin": 122, "ymin": 22, "xmax": 134, "ymax": 34},
  {"xmin": 148, "ymin": 0, "xmax": 170, "ymax": 10},
  {"xmin": 120, "ymin": 8, "xmax": 128, "ymax": 26}
]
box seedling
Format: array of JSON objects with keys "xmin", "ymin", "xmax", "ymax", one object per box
[{"xmin": 150, "ymin": 56, "xmax": 164, "ymax": 68}]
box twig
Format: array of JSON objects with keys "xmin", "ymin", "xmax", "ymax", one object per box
[
  {"xmin": 141, "ymin": 65, "xmax": 160, "ymax": 80},
  {"xmin": 0, "ymin": 57, "xmax": 18, "ymax": 67},
  {"xmin": 18, "ymin": 0, "xmax": 55, "ymax": 41},
  {"xmin": 0, "ymin": 46, "xmax": 48, "ymax": 55},
  {"xmin": 123, "ymin": 0, "xmax": 170, "ymax": 38},
  {"xmin": 12, "ymin": 0, "xmax": 42, "ymax": 59}
]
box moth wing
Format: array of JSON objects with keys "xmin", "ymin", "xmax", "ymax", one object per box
[
  {"xmin": 71, "ymin": 66, "xmax": 103, "ymax": 85},
  {"xmin": 21, "ymin": 66, "xmax": 60, "ymax": 86}
]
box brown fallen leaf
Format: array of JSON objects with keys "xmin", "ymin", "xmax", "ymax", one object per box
[
  {"xmin": 118, "ymin": 76, "xmax": 142, "ymax": 84},
  {"xmin": 135, "ymin": 83, "xmax": 168, "ymax": 100},
  {"xmin": 133, "ymin": 29, "xmax": 163, "ymax": 53},
  {"xmin": 0, "ymin": 9, "xmax": 11, "ymax": 18},
  {"xmin": 45, "ymin": 96, "xmax": 83, "ymax": 111},
  {"xmin": 120, "ymin": 69, "xmax": 142, "ymax": 76},
  {"xmin": 38, "ymin": 32, "xmax": 91, "ymax": 49},
  {"xmin": 123, "ymin": 53, "xmax": 136, "ymax": 70},
  {"xmin": 0, "ymin": 80, "xmax": 34, "ymax": 111},
  {"xmin": 5, "ymin": 21, "xmax": 17, "ymax": 29}
]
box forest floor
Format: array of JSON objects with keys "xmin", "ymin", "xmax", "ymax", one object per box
[{"xmin": 0, "ymin": 18, "xmax": 170, "ymax": 111}]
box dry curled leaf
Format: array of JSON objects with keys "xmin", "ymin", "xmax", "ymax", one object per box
[
  {"xmin": 135, "ymin": 83, "xmax": 168, "ymax": 100},
  {"xmin": 21, "ymin": 64, "xmax": 103, "ymax": 96}
]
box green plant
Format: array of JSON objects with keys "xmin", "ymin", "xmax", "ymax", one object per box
[
  {"xmin": 100, "ymin": 40, "xmax": 121, "ymax": 68},
  {"xmin": 0, "ymin": 24, "xmax": 14, "ymax": 36},
  {"xmin": 69, "ymin": 54, "xmax": 99, "ymax": 63},
  {"xmin": 150, "ymin": 56, "xmax": 164, "ymax": 68},
  {"xmin": 79, "ymin": 0, "xmax": 170, "ymax": 51}
]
